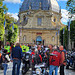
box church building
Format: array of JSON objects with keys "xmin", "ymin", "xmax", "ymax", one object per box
[{"xmin": 18, "ymin": 0, "xmax": 64, "ymax": 45}]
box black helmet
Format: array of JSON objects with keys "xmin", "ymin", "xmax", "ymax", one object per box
[{"xmin": 3, "ymin": 49, "xmax": 7, "ymax": 53}]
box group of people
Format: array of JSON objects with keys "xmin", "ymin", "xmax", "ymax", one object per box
[
  {"xmin": 0, "ymin": 42, "xmax": 66, "ymax": 75},
  {"xmin": 31, "ymin": 44, "xmax": 66, "ymax": 75}
]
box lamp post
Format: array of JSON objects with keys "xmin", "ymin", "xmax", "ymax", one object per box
[
  {"xmin": 63, "ymin": 28, "xmax": 65, "ymax": 48},
  {"xmin": 68, "ymin": 19, "xmax": 71, "ymax": 50},
  {"xmin": 56, "ymin": 31, "xmax": 58, "ymax": 46}
]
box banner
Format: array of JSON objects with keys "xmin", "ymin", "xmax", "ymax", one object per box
[
  {"xmin": 68, "ymin": 21, "xmax": 70, "ymax": 31},
  {"xmin": 63, "ymin": 28, "xmax": 65, "ymax": 34},
  {"xmin": 4, "ymin": 19, "xmax": 6, "ymax": 29}
]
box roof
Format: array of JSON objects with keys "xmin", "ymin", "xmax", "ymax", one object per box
[{"xmin": 19, "ymin": 0, "xmax": 60, "ymax": 13}]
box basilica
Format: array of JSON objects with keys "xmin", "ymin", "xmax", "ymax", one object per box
[{"xmin": 18, "ymin": 0, "xmax": 64, "ymax": 45}]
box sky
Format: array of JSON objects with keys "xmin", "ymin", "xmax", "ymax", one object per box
[{"xmin": 3, "ymin": 0, "xmax": 69, "ymax": 25}]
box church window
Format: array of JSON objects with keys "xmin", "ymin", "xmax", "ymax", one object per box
[
  {"xmin": 54, "ymin": 18, "xmax": 56, "ymax": 22},
  {"xmin": 37, "ymin": 18, "xmax": 42, "ymax": 25},
  {"xmin": 52, "ymin": 36, "xmax": 55, "ymax": 42},
  {"xmin": 23, "ymin": 35, "xmax": 26, "ymax": 41}
]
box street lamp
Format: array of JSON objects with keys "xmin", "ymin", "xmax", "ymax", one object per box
[
  {"xmin": 63, "ymin": 28, "xmax": 65, "ymax": 48},
  {"xmin": 68, "ymin": 19, "xmax": 71, "ymax": 50},
  {"xmin": 67, "ymin": 14, "xmax": 72, "ymax": 50}
]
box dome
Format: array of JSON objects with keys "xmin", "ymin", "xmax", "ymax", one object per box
[
  {"xmin": 50, "ymin": 0, "xmax": 60, "ymax": 13},
  {"xmin": 20, "ymin": 0, "xmax": 60, "ymax": 13}
]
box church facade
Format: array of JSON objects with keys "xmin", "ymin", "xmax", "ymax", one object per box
[{"xmin": 18, "ymin": 0, "xmax": 64, "ymax": 45}]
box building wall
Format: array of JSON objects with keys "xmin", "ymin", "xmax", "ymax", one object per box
[
  {"xmin": 19, "ymin": 29, "xmax": 60, "ymax": 46},
  {"xmin": 18, "ymin": 10, "xmax": 63, "ymax": 46},
  {"xmin": 19, "ymin": 10, "xmax": 62, "ymax": 29}
]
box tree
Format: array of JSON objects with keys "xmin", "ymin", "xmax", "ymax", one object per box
[
  {"xmin": 5, "ymin": 14, "xmax": 18, "ymax": 43},
  {"xmin": 60, "ymin": 27, "xmax": 68, "ymax": 49},
  {"xmin": 70, "ymin": 20, "xmax": 75, "ymax": 42},
  {"xmin": 60, "ymin": 20, "xmax": 75, "ymax": 49},
  {"xmin": 0, "ymin": 1, "xmax": 8, "ymax": 41},
  {"xmin": 0, "ymin": 1, "xmax": 18, "ymax": 43},
  {"xmin": 66, "ymin": 0, "xmax": 75, "ymax": 14}
]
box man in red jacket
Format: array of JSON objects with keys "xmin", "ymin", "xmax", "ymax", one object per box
[{"xmin": 49, "ymin": 46, "xmax": 61, "ymax": 75}]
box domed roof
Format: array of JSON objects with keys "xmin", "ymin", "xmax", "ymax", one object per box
[{"xmin": 20, "ymin": 0, "xmax": 60, "ymax": 13}]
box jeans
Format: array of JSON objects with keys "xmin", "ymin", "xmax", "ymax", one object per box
[
  {"xmin": 49, "ymin": 65, "xmax": 58, "ymax": 75},
  {"xmin": 12, "ymin": 59, "xmax": 21, "ymax": 75},
  {"xmin": 2, "ymin": 63, "xmax": 8, "ymax": 75}
]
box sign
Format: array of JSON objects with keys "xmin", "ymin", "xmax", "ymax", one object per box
[{"xmin": 36, "ymin": 33, "xmax": 42, "ymax": 35}]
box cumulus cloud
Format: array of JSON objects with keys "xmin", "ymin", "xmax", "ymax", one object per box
[
  {"xmin": 7, "ymin": 12, "xmax": 18, "ymax": 20},
  {"xmin": 61, "ymin": 9, "xmax": 69, "ymax": 25},
  {"xmin": 61, "ymin": 9, "xmax": 75, "ymax": 25},
  {"xmin": 4, "ymin": 0, "xmax": 22, "ymax": 4}
]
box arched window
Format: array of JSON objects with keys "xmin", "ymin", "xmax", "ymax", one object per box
[
  {"xmin": 23, "ymin": 35, "xmax": 26, "ymax": 41},
  {"xmin": 23, "ymin": 15, "xmax": 26, "ymax": 21},
  {"xmin": 54, "ymin": 18, "xmax": 56, "ymax": 22},
  {"xmin": 36, "ymin": 36, "xmax": 42, "ymax": 41},
  {"xmin": 52, "ymin": 17, "xmax": 56, "ymax": 22},
  {"xmin": 52, "ymin": 36, "xmax": 55, "ymax": 42}
]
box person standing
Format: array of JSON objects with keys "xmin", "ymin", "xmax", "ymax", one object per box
[
  {"xmin": 21, "ymin": 43, "xmax": 26, "ymax": 53},
  {"xmin": 49, "ymin": 46, "xmax": 61, "ymax": 75},
  {"xmin": 4, "ymin": 42, "xmax": 10, "ymax": 54},
  {"xmin": 59, "ymin": 45, "xmax": 66, "ymax": 75},
  {"xmin": 2, "ymin": 49, "xmax": 10, "ymax": 75},
  {"xmin": 11, "ymin": 43, "xmax": 23, "ymax": 75}
]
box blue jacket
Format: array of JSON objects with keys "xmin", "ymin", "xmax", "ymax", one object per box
[{"xmin": 12, "ymin": 46, "xmax": 23, "ymax": 60}]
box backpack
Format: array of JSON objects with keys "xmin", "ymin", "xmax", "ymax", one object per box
[
  {"xmin": 0, "ymin": 53, "xmax": 1, "ymax": 59},
  {"xmin": 35, "ymin": 54, "xmax": 41, "ymax": 64},
  {"xmin": 2, "ymin": 54, "xmax": 10, "ymax": 63},
  {"xmin": 0, "ymin": 53, "xmax": 2, "ymax": 64},
  {"xmin": 61, "ymin": 50, "xmax": 67, "ymax": 63}
]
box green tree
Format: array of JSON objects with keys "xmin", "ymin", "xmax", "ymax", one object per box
[
  {"xmin": 60, "ymin": 20, "xmax": 75, "ymax": 49},
  {"xmin": 70, "ymin": 20, "xmax": 75, "ymax": 42},
  {"xmin": 0, "ymin": 1, "xmax": 18, "ymax": 43},
  {"xmin": 5, "ymin": 14, "xmax": 18, "ymax": 43},
  {"xmin": 66, "ymin": 0, "xmax": 75, "ymax": 14},
  {"xmin": 0, "ymin": 1, "xmax": 8, "ymax": 41},
  {"xmin": 60, "ymin": 27, "xmax": 68, "ymax": 49}
]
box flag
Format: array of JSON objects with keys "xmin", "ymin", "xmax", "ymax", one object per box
[
  {"xmin": 68, "ymin": 21, "xmax": 70, "ymax": 31},
  {"xmin": 58, "ymin": 30, "xmax": 60, "ymax": 35},
  {"xmin": 56, "ymin": 32, "xmax": 57, "ymax": 36},
  {"xmin": 63, "ymin": 28, "xmax": 65, "ymax": 34},
  {"xmin": 12, "ymin": 23, "xmax": 14, "ymax": 32},
  {"xmin": 20, "ymin": 29, "xmax": 22, "ymax": 36},
  {"xmin": 4, "ymin": 19, "xmax": 6, "ymax": 29}
]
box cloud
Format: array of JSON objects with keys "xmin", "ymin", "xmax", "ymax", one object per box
[
  {"xmin": 4, "ymin": 0, "xmax": 22, "ymax": 4},
  {"xmin": 61, "ymin": 9, "xmax": 69, "ymax": 25},
  {"xmin": 61, "ymin": 9, "xmax": 75, "ymax": 25},
  {"xmin": 57, "ymin": 0, "xmax": 68, "ymax": 1},
  {"xmin": 7, "ymin": 12, "xmax": 18, "ymax": 20}
]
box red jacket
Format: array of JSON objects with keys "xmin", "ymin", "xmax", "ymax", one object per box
[
  {"xmin": 39, "ymin": 55, "xmax": 42, "ymax": 62},
  {"xmin": 49, "ymin": 51, "xmax": 61, "ymax": 66},
  {"xmin": 31, "ymin": 52, "xmax": 35, "ymax": 56}
]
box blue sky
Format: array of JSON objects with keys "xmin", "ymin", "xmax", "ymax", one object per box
[{"xmin": 3, "ymin": 0, "xmax": 69, "ymax": 25}]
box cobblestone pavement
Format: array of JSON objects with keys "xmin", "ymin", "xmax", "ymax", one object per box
[{"xmin": 0, "ymin": 62, "xmax": 75, "ymax": 75}]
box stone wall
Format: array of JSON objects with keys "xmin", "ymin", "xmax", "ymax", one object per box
[
  {"xmin": 18, "ymin": 10, "xmax": 63, "ymax": 46},
  {"xmin": 19, "ymin": 29, "xmax": 60, "ymax": 46}
]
